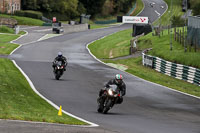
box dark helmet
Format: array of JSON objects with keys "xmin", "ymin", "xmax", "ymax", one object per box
[
  {"xmin": 115, "ymin": 74, "xmax": 123, "ymax": 84},
  {"xmin": 58, "ymin": 52, "xmax": 62, "ymax": 57}
]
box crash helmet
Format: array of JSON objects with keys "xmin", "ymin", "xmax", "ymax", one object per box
[
  {"xmin": 115, "ymin": 74, "xmax": 123, "ymax": 84},
  {"xmin": 58, "ymin": 52, "xmax": 62, "ymax": 57}
]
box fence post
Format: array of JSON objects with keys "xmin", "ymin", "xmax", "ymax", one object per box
[
  {"xmin": 180, "ymin": 30, "xmax": 182, "ymax": 44},
  {"xmin": 174, "ymin": 27, "xmax": 176, "ymax": 41},
  {"xmin": 195, "ymin": 38, "xmax": 197, "ymax": 52},
  {"xmin": 130, "ymin": 39, "xmax": 133, "ymax": 55},
  {"xmin": 182, "ymin": 27, "xmax": 184, "ymax": 46},
  {"xmin": 184, "ymin": 35, "xmax": 187, "ymax": 52},
  {"xmin": 168, "ymin": 25, "xmax": 170, "ymax": 35}
]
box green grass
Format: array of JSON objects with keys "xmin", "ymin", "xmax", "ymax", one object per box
[
  {"xmin": 88, "ymin": 28, "xmax": 200, "ymax": 97},
  {"xmin": 0, "ymin": 31, "xmax": 25, "ymax": 54},
  {"xmin": 88, "ymin": 29, "xmax": 132, "ymax": 58},
  {"xmin": 0, "ymin": 33, "xmax": 21, "ymax": 55},
  {"xmin": 0, "ymin": 14, "xmax": 44, "ymax": 26},
  {"xmin": 0, "ymin": 58, "xmax": 87, "ymax": 125},
  {"xmin": 153, "ymin": 0, "xmax": 184, "ymax": 26},
  {"xmin": 90, "ymin": 24, "xmax": 109, "ymax": 29},
  {"xmin": 0, "ymin": 26, "xmax": 15, "ymax": 34}
]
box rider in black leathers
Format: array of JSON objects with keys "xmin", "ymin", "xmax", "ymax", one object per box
[
  {"xmin": 52, "ymin": 52, "xmax": 68, "ymax": 71},
  {"xmin": 99, "ymin": 74, "xmax": 126, "ymax": 104}
]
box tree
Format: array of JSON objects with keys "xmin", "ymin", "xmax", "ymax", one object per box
[
  {"xmin": 21, "ymin": 0, "xmax": 38, "ymax": 10},
  {"xmin": 191, "ymin": 1, "xmax": 200, "ymax": 16},
  {"xmin": 79, "ymin": 0, "xmax": 106, "ymax": 17}
]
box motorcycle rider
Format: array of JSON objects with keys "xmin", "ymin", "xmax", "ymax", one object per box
[
  {"xmin": 98, "ymin": 74, "xmax": 126, "ymax": 104},
  {"xmin": 52, "ymin": 52, "xmax": 68, "ymax": 71}
]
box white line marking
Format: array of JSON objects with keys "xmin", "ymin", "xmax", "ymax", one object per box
[
  {"xmin": 155, "ymin": 10, "xmax": 160, "ymax": 16},
  {"xmin": 34, "ymin": 29, "xmax": 52, "ymax": 32},
  {"xmin": 12, "ymin": 60, "xmax": 99, "ymax": 127},
  {"xmin": 20, "ymin": 26, "xmax": 39, "ymax": 30}
]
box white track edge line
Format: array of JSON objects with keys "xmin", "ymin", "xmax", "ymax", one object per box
[{"xmin": 11, "ymin": 61, "xmax": 99, "ymax": 127}]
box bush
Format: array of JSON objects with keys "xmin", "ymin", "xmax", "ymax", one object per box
[
  {"xmin": 172, "ymin": 16, "xmax": 185, "ymax": 27},
  {"xmin": 15, "ymin": 10, "xmax": 43, "ymax": 19}
]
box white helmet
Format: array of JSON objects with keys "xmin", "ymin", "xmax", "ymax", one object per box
[{"xmin": 58, "ymin": 52, "xmax": 62, "ymax": 57}]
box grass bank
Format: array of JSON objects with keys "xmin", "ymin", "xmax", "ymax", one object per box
[
  {"xmin": 89, "ymin": 29, "xmax": 132, "ymax": 58},
  {"xmin": 0, "ymin": 14, "xmax": 44, "ymax": 26},
  {"xmin": 88, "ymin": 28, "xmax": 200, "ymax": 97},
  {"xmin": 153, "ymin": 0, "xmax": 184, "ymax": 26},
  {"xmin": 0, "ymin": 32, "xmax": 87, "ymax": 125},
  {"xmin": 138, "ymin": 29, "xmax": 200, "ymax": 69}
]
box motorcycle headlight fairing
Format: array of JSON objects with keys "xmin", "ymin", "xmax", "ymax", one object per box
[{"xmin": 108, "ymin": 89, "xmax": 113, "ymax": 96}]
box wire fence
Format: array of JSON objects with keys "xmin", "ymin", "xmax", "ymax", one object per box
[{"xmin": 187, "ymin": 16, "xmax": 200, "ymax": 48}]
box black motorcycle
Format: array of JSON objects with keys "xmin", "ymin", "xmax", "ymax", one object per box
[
  {"xmin": 53, "ymin": 61, "xmax": 65, "ymax": 80},
  {"xmin": 97, "ymin": 85, "xmax": 121, "ymax": 114}
]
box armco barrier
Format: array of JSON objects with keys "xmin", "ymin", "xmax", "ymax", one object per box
[{"xmin": 142, "ymin": 49, "xmax": 200, "ymax": 86}]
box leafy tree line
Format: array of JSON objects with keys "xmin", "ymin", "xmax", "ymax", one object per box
[
  {"xmin": 21, "ymin": 0, "xmax": 135, "ymax": 20},
  {"xmin": 189, "ymin": 0, "xmax": 200, "ymax": 16}
]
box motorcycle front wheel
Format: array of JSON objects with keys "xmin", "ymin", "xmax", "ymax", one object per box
[
  {"xmin": 55, "ymin": 70, "xmax": 61, "ymax": 80},
  {"xmin": 103, "ymin": 99, "xmax": 112, "ymax": 114}
]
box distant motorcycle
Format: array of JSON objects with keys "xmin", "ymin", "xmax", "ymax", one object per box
[
  {"xmin": 53, "ymin": 61, "xmax": 65, "ymax": 80},
  {"xmin": 97, "ymin": 85, "xmax": 121, "ymax": 114}
]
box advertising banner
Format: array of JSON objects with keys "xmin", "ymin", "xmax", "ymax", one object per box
[{"xmin": 123, "ymin": 16, "xmax": 148, "ymax": 24}]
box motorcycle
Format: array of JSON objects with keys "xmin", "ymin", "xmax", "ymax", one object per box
[
  {"xmin": 53, "ymin": 61, "xmax": 65, "ymax": 80},
  {"xmin": 97, "ymin": 85, "xmax": 121, "ymax": 114}
]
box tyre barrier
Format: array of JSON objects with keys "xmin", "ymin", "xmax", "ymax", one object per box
[{"xmin": 142, "ymin": 49, "xmax": 200, "ymax": 86}]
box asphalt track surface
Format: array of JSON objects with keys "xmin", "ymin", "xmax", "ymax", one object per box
[{"xmin": 2, "ymin": 0, "xmax": 200, "ymax": 133}]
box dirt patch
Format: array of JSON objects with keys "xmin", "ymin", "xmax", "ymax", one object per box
[
  {"xmin": 0, "ymin": 46, "xmax": 5, "ymax": 48},
  {"xmin": 118, "ymin": 64, "xmax": 129, "ymax": 69},
  {"xmin": 109, "ymin": 50, "xmax": 113, "ymax": 58},
  {"xmin": 116, "ymin": 40, "xmax": 128, "ymax": 46}
]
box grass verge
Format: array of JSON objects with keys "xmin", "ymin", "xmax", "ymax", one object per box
[
  {"xmin": 131, "ymin": 0, "xmax": 144, "ymax": 16},
  {"xmin": 88, "ymin": 28, "xmax": 200, "ymax": 97},
  {"xmin": 0, "ymin": 32, "xmax": 24, "ymax": 55},
  {"xmin": 0, "ymin": 32, "xmax": 88, "ymax": 125},
  {"xmin": 88, "ymin": 29, "xmax": 132, "ymax": 58},
  {"xmin": 0, "ymin": 26, "xmax": 15, "ymax": 34}
]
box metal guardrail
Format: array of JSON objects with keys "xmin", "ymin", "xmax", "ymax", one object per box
[{"xmin": 142, "ymin": 49, "xmax": 200, "ymax": 86}]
